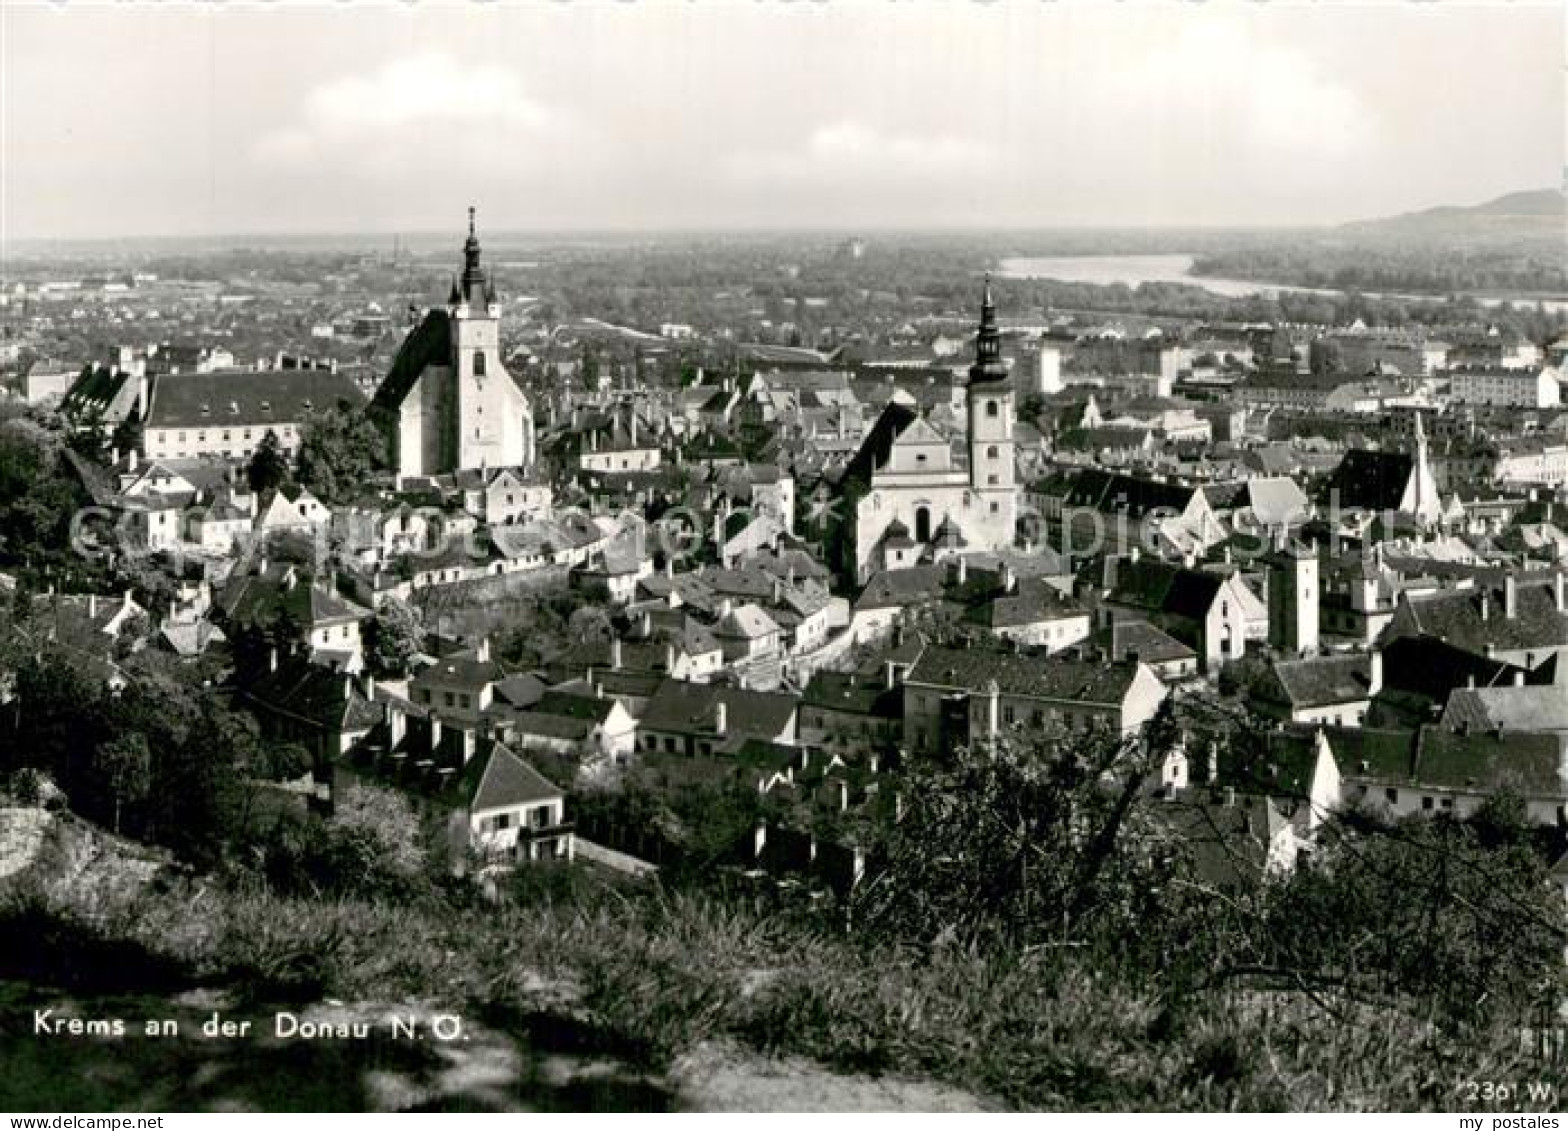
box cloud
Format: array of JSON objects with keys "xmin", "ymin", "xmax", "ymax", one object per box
[
  {"xmin": 252, "ymin": 53, "xmax": 573, "ymax": 173},
  {"xmin": 727, "ymin": 121, "xmax": 996, "ymax": 181},
  {"xmin": 1112, "ymin": 19, "xmax": 1376, "ymax": 163}
]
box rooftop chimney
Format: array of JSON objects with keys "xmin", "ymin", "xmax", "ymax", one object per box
[
  {"xmin": 1556, "ymin": 572, "xmax": 1566, "ymax": 614},
  {"xmin": 1368, "ymin": 649, "xmax": 1383, "ymax": 697},
  {"xmin": 1504, "ymin": 575, "xmax": 1517, "ymax": 619},
  {"xmin": 664, "ymin": 643, "xmax": 677, "ymax": 673},
  {"xmin": 714, "ymin": 701, "xmax": 728, "ymax": 736},
  {"xmin": 1515, "ymin": 670, "xmax": 1526, "ymax": 687},
  {"xmin": 610, "ymin": 636, "xmax": 623, "ymax": 670},
  {"xmin": 475, "ymin": 636, "xmax": 490, "ymax": 663}
]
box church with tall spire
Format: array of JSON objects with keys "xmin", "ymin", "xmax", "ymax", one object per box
[
  {"xmin": 836, "ymin": 279, "xmax": 1019, "ymax": 584},
  {"xmin": 370, "ymin": 209, "xmax": 536, "ymax": 479}
]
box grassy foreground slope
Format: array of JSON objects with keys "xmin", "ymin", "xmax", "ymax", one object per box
[{"xmin": 0, "ymin": 803, "xmax": 1555, "ymax": 1113}]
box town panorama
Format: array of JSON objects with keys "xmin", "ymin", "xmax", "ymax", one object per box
[{"xmin": 1, "ymin": 2, "xmax": 1566, "ymax": 1117}]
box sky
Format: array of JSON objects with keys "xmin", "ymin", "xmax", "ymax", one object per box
[{"xmin": 1, "ymin": 1, "xmax": 1563, "ymax": 240}]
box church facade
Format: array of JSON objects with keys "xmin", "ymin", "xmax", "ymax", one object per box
[
  {"xmin": 370, "ymin": 211, "xmax": 536, "ymax": 480},
  {"xmin": 839, "ymin": 283, "xmax": 1018, "ymax": 584}
]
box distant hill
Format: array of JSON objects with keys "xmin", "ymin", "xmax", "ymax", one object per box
[{"xmin": 1341, "ymin": 189, "xmax": 1565, "ymax": 243}]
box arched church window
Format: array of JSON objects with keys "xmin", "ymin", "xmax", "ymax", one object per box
[{"xmin": 914, "ymin": 506, "xmax": 932, "ymax": 543}]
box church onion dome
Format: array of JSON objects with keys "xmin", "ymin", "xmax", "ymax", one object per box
[
  {"xmin": 882, "ymin": 518, "xmax": 916, "ymax": 549},
  {"xmin": 459, "ymin": 205, "xmax": 490, "ymax": 301},
  {"xmin": 968, "ymin": 275, "xmax": 1011, "ymax": 387}
]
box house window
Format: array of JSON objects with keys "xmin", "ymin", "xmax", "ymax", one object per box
[
  {"xmin": 1421, "ymin": 796, "xmax": 1434, "ymax": 811},
  {"xmin": 1385, "ymin": 788, "xmax": 1399, "ymax": 804},
  {"xmin": 531, "ymin": 805, "xmax": 550, "ymax": 829},
  {"xmin": 495, "ymin": 812, "xmax": 511, "ymax": 830},
  {"xmin": 460, "ymin": 694, "xmax": 471, "ymax": 709},
  {"xmin": 1002, "ymin": 705, "xmax": 1015, "ymax": 726},
  {"xmin": 986, "ymin": 401, "xmax": 999, "ymax": 418},
  {"xmin": 445, "ymin": 692, "xmax": 455, "ymax": 707},
  {"xmin": 987, "ymin": 445, "xmax": 999, "ymax": 458}
]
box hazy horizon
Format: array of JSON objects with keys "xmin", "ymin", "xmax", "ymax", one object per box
[{"xmin": 3, "ymin": 2, "xmax": 1563, "ymax": 242}]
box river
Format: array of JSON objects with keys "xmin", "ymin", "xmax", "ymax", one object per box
[{"xmin": 996, "ymin": 253, "xmax": 1568, "ymax": 314}]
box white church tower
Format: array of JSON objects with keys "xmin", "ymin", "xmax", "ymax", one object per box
[
  {"xmin": 372, "ymin": 209, "xmax": 536, "ymax": 478},
  {"xmin": 966, "ymin": 278, "xmax": 1017, "ymax": 543}
]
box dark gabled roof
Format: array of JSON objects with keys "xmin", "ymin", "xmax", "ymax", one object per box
[
  {"xmin": 242, "ymin": 655, "xmax": 358, "ymax": 732},
  {"xmin": 1392, "ymin": 581, "xmax": 1568, "ymax": 655},
  {"xmin": 557, "ymin": 668, "xmax": 665, "ymax": 699},
  {"xmin": 1143, "ymin": 793, "xmax": 1288, "ymax": 889},
  {"xmin": 1441, "ymin": 686, "xmax": 1568, "ymax": 734},
  {"xmin": 640, "ymin": 679, "xmax": 798, "ymax": 740},
  {"xmin": 509, "ymin": 710, "xmax": 595, "ymax": 742},
  {"xmin": 1062, "ymin": 469, "xmax": 1198, "ymax": 518},
  {"xmin": 841, "ymin": 398, "xmax": 921, "ymax": 493},
  {"xmin": 218, "ymin": 568, "xmax": 370, "ymax": 634},
  {"xmin": 460, "ymin": 740, "xmax": 562, "ymax": 812},
  {"xmin": 1331, "ymin": 725, "xmax": 1567, "ymax": 798},
  {"xmin": 146, "ymin": 368, "xmax": 365, "ymax": 429},
  {"xmin": 1213, "ymin": 726, "xmax": 1322, "ymax": 801},
  {"xmin": 1264, "ymin": 654, "xmax": 1376, "ymax": 709},
  {"xmin": 370, "ymin": 310, "xmax": 453, "ymax": 413},
  {"xmin": 493, "ymin": 673, "xmax": 547, "ymax": 709},
  {"xmin": 801, "ymin": 671, "xmax": 903, "ymax": 719},
  {"xmin": 1091, "ymin": 618, "xmax": 1197, "ymax": 665},
  {"xmin": 854, "ymin": 565, "xmax": 948, "ymax": 612},
  {"xmin": 905, "ymin": 643, "xmax": 1146, "ymax": 706},
  {"xmin": 411, "ymin": 652, "xmax": 504, "ymax": 693},
  {"xmin": 1108, "ymin": 558, "xmax": 1223, "ymax": 620},
  {"xmin": 532, "ymin": 689, "xmax": 617, "ymax": 724},
  {"xmin": 1378, "ymin": 634, "xmax": 1524, "ymax": 701},
  {"xmin": 61, "ymin": 364, "xmax": 135, "ymax": 417},
  {"xmin": 967, "ymin": 577, "xmax": 1087, "ymax": 630},
  {"xmin": 1323, "ymin": 449, "xmax": 1413, "ymax": 512}
]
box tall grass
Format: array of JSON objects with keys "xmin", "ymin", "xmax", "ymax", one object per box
[{"xmin": 0, "ymin": 867, "xmax": 1550, "ymax": 1111}]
